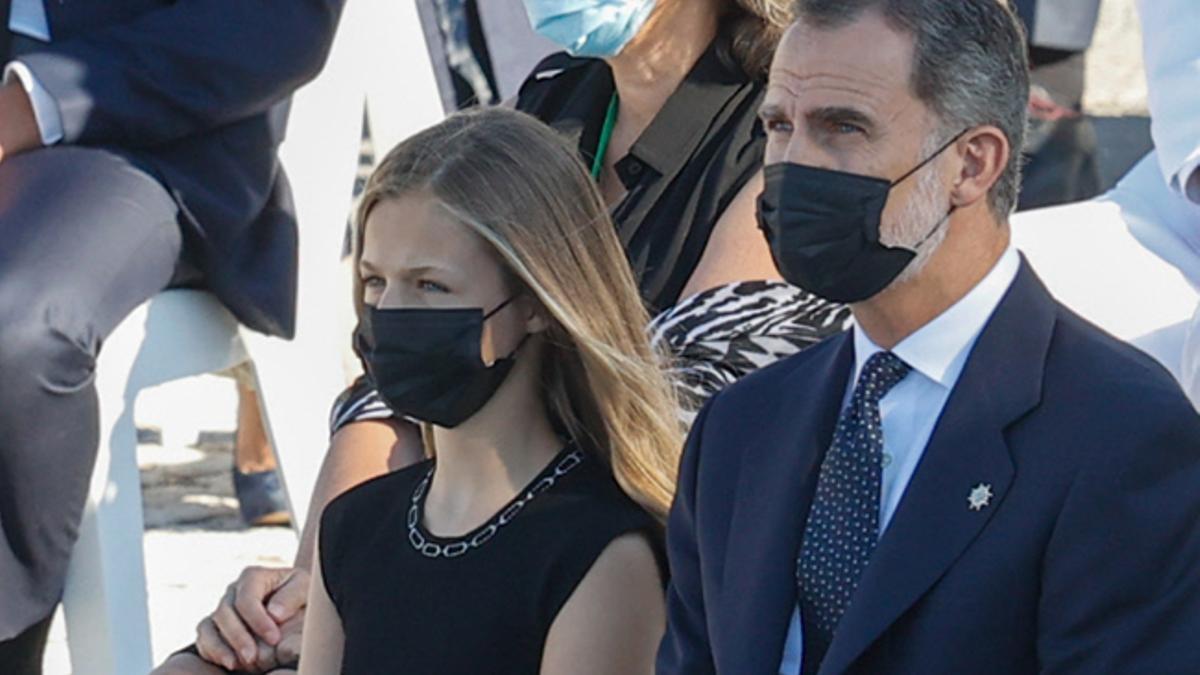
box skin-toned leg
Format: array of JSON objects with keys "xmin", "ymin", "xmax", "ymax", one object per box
[{"xmin": 234, "ymin": 382, "xmax": 276, "ymax": 474}]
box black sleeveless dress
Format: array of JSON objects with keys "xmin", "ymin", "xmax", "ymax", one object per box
[{"xmin": 318, "ymin": 446, "xmax": 663, "ymax": 674}]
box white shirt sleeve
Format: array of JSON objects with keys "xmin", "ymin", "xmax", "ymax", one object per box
[
  {"xmin": 1136, "ymin": 0, "xmax": 1200, "ymax": 204},
  {"xmin": 6, "ymin": 1, "xmax": 61, "ymax": 146},
  {"xmin": 8, "ymin": 0, "xmax": 51, "ymax": 42},
  {"xmin": 3, "ymin": 61, "xmax": 64, "ymax": 146}
]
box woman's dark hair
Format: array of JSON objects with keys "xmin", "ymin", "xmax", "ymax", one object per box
[{"xmin": 724, "ymin": 0, "xmax": 795, "ymax": 78}]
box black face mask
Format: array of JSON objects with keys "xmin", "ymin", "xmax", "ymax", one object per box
[
  {"xmin": 356, "ymin": 297, "xmax": 528, "ymax": 428},
  {"xmin": 757, "ymin": 131, "xmax": 966, "ymax": 303}
]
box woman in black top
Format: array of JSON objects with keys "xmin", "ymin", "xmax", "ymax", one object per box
[
  {"xmin": 178, "ymin": 3, "xmax": 847, "ymax": 672},
  {"xmin": 300, "ymin": 108, "xmax": 680, "ymax": 674}
]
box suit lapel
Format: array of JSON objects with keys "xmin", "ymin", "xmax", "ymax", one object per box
[
  {"xmin": 721, "ymin": 334, "xmax": 854, "ymax": 674},
  {"xmin": 820, "ymin": 259, "xmax": 1058, "ymax": 674}
]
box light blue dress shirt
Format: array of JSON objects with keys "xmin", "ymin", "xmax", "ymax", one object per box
[
  {"xmin": 6, "ymin": 0, "xmax": 64, "ymax": 145},
  {"xmin": 777, "ymin": 246, "xmax": 1021, "ymax": 674}
]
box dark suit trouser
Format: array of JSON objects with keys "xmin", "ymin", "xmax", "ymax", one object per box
[
  {"xmin": 0, "ymin": 147, "xmax": 184, "ymax": 668},
  {"xmin": 0, "ymin": 614, "xmax": 53, "ymax": 675}
]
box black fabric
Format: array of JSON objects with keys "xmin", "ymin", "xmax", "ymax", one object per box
[
  {"xmin": 356, "ymin": 304, "xmax": 522, "ymax": 428},
  {"xmin": 0, "ymin": 1, "xmax": 12, "ymax": 61},
  {"xmin": 0, "ymin": 147, "xmax": 183, "ymax": 641},
  {"xmin": 320, "ymin": 449, "xmax": 663, "ymax": 674},
  {"xmin": 515, "ymin": 31, "xmax": 766, "ymax": 313},
  {"xmin": 0, "ymin": 612, "xmax": 53, "ymax": 675}
]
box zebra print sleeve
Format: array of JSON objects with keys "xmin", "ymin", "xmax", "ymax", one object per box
[
  {"xmin": 329, "ymin": 374, "xmax": 397, "ymax": 437},
  {"xmin": 648, "ymin": 280, "xmax": 851, "ymax": 417}
]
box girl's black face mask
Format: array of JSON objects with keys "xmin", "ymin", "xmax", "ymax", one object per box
[
  {"xmin": 356, "ymin": 297, "xmax": 526, "ymax": 429},
  {"xmin": 756, "ymin": 130, "xmax": 965, "ymax": 303}
]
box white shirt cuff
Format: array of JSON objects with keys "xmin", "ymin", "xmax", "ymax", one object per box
[{"xmin": 4, "ymin": 61, "xmax": 64, "ymax": 146}]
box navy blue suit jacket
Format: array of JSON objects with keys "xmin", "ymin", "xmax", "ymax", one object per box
[
  {"xmin": 10, "ymin": 0, "xmax": 345, "ymax": 337},
  {"xmin": 658, "ymin": 260, "xmax": 1200, "ymax": 674}
]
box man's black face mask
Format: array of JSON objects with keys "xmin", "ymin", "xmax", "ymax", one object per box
[{"xmin": 757, "ymin": 130, "xmax": 966, "ymax": 303}]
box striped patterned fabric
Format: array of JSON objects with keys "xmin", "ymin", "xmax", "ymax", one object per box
[
  {"xmin": 649, "ymin": 281, "xmax": 850, "ymax": 423},
  {"xmin": 330, "ymin": 280, "xmax": 850, "ymax": 434},
  {"xmin": 329, "ymin": 375, "xmax": 396, "ymax": 434}
]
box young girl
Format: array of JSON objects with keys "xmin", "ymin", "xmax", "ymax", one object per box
[{"xmin": 297, "ymin": 108, "xmax": 683, "ymax": 674}]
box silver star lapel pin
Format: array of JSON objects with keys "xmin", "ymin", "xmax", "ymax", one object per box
[{"xmin": 968, "ymin": 483, "xmax": 994, "ymax": 511}]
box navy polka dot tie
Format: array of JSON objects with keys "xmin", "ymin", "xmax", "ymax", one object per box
[{"xmin": 796, "ymin": 351, "xmax": 911, "ymax": 673}]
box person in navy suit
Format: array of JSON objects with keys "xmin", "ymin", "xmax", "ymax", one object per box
[
  {"xmin": 0, "ymin": 2, "xmax": 343, "ymax": 672},
  {"xmin": 657, "ymin": 1, "xmax": 1200, "ymax": 673}
]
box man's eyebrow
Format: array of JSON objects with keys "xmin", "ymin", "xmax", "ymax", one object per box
[
  {"xmin": 806, "ymin": 106, "xmax": 876, "ymax": 131},
  {"xmin": 758, "ymin": 102, "xmax": 788, "ymax": 121}
]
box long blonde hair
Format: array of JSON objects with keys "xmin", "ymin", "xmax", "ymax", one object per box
[{"xmin": 354, "ymin": 107, "xmax": 683, "ymax": 520}]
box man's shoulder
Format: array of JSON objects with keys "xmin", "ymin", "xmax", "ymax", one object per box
[
  {"xmin": 1050, "ymin": 304, "xmax": 1189, "ymax": 403},
  {"xmin": 1037, "ymin": 302, "xmax": 1200, "ymax": 443}
]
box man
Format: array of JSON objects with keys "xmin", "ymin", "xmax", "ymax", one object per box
[
  {"xmin": 0, "ymin": 1, "xmax": 343, "ymax": 672},
  {"xmin": 657, "ymin": 1, "xmax": 1200, "ymax": 673}
]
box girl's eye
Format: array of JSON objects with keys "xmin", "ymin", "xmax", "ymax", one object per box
[
  {"xmin": 418, "ymin": 279, "xmax": 450, "ymax": 293},
  {"xmin": 362, "ymin": 276, "xmax": 385, "ymax": 290}
]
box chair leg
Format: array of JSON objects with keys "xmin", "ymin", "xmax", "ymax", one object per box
[
  {"xmin": 60, "ymin": 291, "xmax": 256, "ymax": 673},
  {"xmin": 241, "ymin": 360, "xmax": 321, "ymax": 536},
  {"xmin": 61, "ymin": 314, "xmax": 154, "ymax": 675}
]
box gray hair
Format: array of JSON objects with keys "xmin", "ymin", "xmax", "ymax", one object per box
[{"xmin": 791, "ymin": 0, "xmax": 1030, "ymax": 216}]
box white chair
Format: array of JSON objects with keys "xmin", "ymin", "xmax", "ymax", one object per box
[
  {"xmin": 59, "ymin": 1, "xmax": 444, "ymax": 672},
  {"xmin": 60, "ymin": 293, "xmax": 249, "ymax": 675}
]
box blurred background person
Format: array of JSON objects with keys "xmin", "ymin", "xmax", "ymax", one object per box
[
  {"xmin": 0, "ymin": 1, "xmax": 345, "ymax": 674},
  {"xmin": 1012, "ymin": 0, "xmax": 1104, "ymax": 209},
  {"xmin": 1011, "ymin": 0, "xmax": 1200, "ymax": 409}
]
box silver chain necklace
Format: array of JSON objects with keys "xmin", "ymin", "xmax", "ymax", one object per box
[{"xmin": 406, "ymin": 448, "xmax": 585, "ymax": 559}]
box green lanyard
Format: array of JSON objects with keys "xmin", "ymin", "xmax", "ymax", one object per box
[{"xmin": 591, "ymin": 93, "xmax": 620, "ymax": 180}]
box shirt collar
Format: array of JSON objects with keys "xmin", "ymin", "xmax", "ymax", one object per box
[
  {"xmin": 853, "ymin": 245, "xmax": 1021, "ymax": 390},
  {"xmin": 623, "ymin": 34, "xmax": 751, "ymax": 179},
  {"xmin": 535, "ymin": 34, "xmax": 753, "ymax": 186}
]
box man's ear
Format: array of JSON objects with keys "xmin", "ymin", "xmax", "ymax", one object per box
[{"xmin": 950, "ymin": 125, "xmax": 1009, "ymax": 209}]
